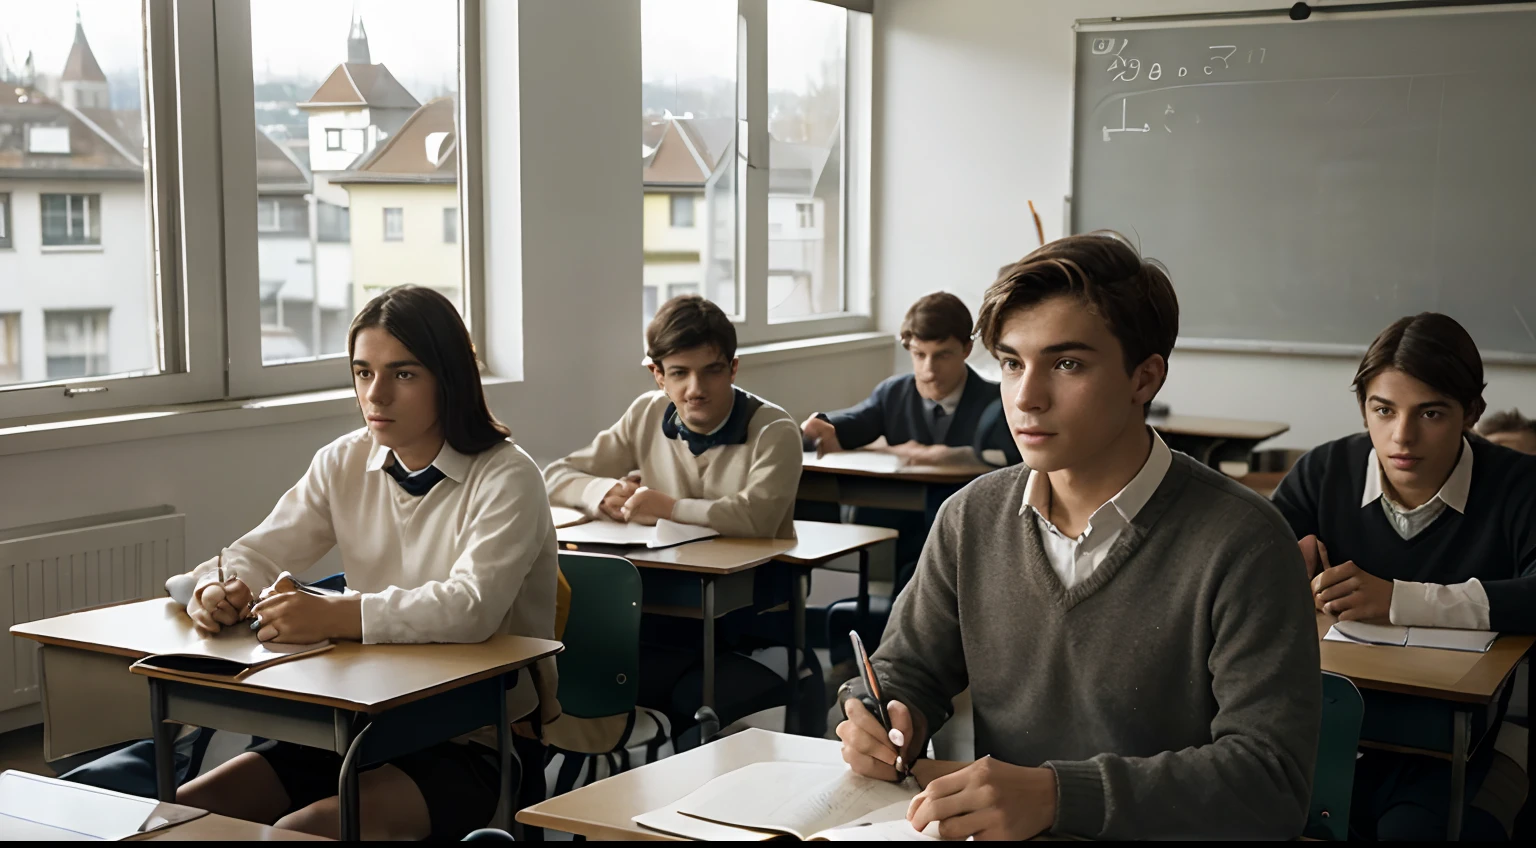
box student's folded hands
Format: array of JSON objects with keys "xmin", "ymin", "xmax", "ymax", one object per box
[
  {"xmin": 907, "ymin": 756, "xmax": 1057, "ymax": 842},
  {"xmin": 1312, "ymin": 559, "xmax": 1394, "ymax": 622},
  {"xmin": 188, "ymin": 577, "xmax": 254, "ymax": 635},
  {"xmin": 252, "ymin": 589, "xmax": 363, "ymax": 644},
  {"xmin": 621, "ymin": 486, "xmax": 676, "ymax": 526},
  {"xmin": 599, "ymin": 476, "xmax": 642, "ymax": 522}
]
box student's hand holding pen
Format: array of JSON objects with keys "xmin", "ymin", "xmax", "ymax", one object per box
[
  {"xmin": 1311, "ymin": 539, "xmax": 1394, "ymax": 623},
  {"xmin": 188, "ymin": 561, "xmax": 254, "ymax": 635},
  {"xmin": 801, "ymin": 415, "xmax": 841, "ymax": 457},
  {"xmin": 837, "ymin": 698, "xmax": 922, "ymax": 782}
]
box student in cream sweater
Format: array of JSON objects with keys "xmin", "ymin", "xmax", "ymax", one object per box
[
  {"xmin": 544, "ymin": 294, "xmax": 802, "ymax": 539},
  {"xmin": 177, "ymin": 286, "xmax": 560, "ymax": 841}
]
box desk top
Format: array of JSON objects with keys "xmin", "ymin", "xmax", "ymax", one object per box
[
  {"xmin": 135, "ymin": 813, "xmax": 328, "ymax": 841},
  {"xmin": 776, "ymin": 520, "xmax": 898, "ymax": 565},
  {"xmin": 1150, "ymin": 414, "xmax": 1290, "ymax": 442},
  {"xmin": 1316, "ymin": 612, "xmax": 1535, "ymax": 703},
  {"xmin": 517, "ymin": 728, "xmax": 838, "ymax": 841},
  {"xmin": 800, "ymin": 450, "xmax": 994, "ymax": 485},
  {"xmin": 618, "ymin": 537, "xmax": 797, "ymax": 576},
  {"xmin": 12, "ymin": 599, "xmax": 563, "ymax": 713}
]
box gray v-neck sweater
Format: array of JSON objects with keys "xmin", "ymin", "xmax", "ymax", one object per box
[{"xmin": 872, "ymin": 453, "xmax": 1320, "ymax": 840}]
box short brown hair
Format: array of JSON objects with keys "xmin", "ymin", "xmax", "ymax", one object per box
[
  {"xmin": 1352, "ymin": 313, "xmax": 1486, "ymax": 419},
  {"xmin": 1479, "ymin": 408, "xmax": 1536, "ymax": 438},
  {"xmin": 975, "ymin": 231, "xmax": 1179, "ymax": 376},
  {"xmin": 900, "ymin": 292, "xmax": 973, "ymax": 348},
  {"xmin": 646, "ymin": 294, "xmax": 737, "ymax": 365}
]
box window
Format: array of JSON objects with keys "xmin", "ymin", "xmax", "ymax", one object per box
[
  {"xmin": 443, "ymin": 207, "xmax": 458, "ymax": 243},
  {"xmin": 0, "ymin": 313, "xmax": 19, "ymax": 384},
  {"xmin": 317, "ymin": 202, "xmax": 350, "ymax": 243},
  {"xmin": 326, "ymin": 128, "xmax": 344, "ymax": 150},
  {"xmin": 383, "ymin": 208, "xmax": 404, "ymax": 241},
  {"xmin": 257, "ymin": 199, "xmax": 283, "ymax": 232},
  {"xmin": 44, "ymin": 310, "xmax": 110, "ymax": 380},
  {"xmin": 27, "ymin": 126, "xmax": 71, "ymax": 154},
  {"xmin": 667, "ymin": 282, "xmax": 700, "ymax": 299},
  {"xmin": 0, "ymin": 193, "xmax": 10, "ymax": 249},
  {"xmin": 641, "ymin": 0, "xmax": 872, "ymax": 343},
  {"xmin": 40, "ymin": 194, "xmax": 101, "ymax": 247},
  {"xmin": 670, "ymin": 194, "xmax": 695, "ymax": 228}
]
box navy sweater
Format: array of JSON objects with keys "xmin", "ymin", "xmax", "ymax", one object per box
[
  {"xmin": 1271, "ymin": 432, "xmax": 1536, "ymax": 633},
  {"xmin": 823, "ymin": 366, "xmax": 1020, "ymax": 466}
]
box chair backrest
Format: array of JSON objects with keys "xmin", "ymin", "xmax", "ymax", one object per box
[
  {"xmin": 1307, "ymin": 671, "xmax": 1364, "ymax": 841},
  {"xmin": 554, "ymin": 552, "xmax": 642, "ymax": 719}
]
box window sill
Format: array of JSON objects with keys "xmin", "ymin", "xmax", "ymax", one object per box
[
  {"xmin": 40, "ymin": 244, "xmax": 105, "ymax": 253},
  {"xmin": 735, "ymin": 330, "xmax": 892, "ymax": 366},
  {"xmin": 0, "ymin": 377, "xmax": 518, "ymax": 457}
]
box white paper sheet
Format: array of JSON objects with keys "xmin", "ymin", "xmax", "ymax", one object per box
[
  {"xmin": 1325, "ymin": 621, "xmax": 1497, "ymax": 653},
  {"xmin": 816, "ymin": 800, "xmax": 940, "ymax": 841},
  {"xmin": 0, "ymin": 771, "xmax": 157, "ymax": 840},
  {"xmin": 557, "ymin": 518, "xmax": 718, "ymax": 549},
  {"xmin": 673, "ymin": 762, "xmax": 918, "ymax": 839}
]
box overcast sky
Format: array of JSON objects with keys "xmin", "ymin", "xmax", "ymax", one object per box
[{"xmin": 4, "ymin": 0, "xmax": 841, "ymax": 96}]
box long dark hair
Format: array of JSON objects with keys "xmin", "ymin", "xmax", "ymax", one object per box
[
  {"xmin": 348, "ymin": 285, "xmax": 510, "ymax": 454},
  {"xmin": 1352, "ymin": 313, "xmax": 1486, "ymax": 422}
]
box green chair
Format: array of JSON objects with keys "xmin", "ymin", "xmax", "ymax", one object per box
[
  {"xmin": 543, "ymin": 552, "xmax": 667, "ymax": 797},
  {"xmin": 1307, "ymin": 671, "xmax": 1364, "ymax": 841}
]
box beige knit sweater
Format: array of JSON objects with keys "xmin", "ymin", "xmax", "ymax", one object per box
[{"xmin": 543, "ymin": 389, "xmax": 802, "ymax": 539}]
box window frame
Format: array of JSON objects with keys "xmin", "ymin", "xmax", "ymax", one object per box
[
  {"xmin": 669, "ymin": 193, "xmax": 695, "ymax": 229},
  {"xmin": 707, "ymin": 0, "xmax": 873, "ymax": 347},
  {"xmin": 0, "ymin": 0, "xmax": 226, "ymax": 421},
  {"xmin": 0, "ymin": 192, "xmax": 11, "ymax": 248},
  {"xmin": 325, "ymin": 127, "xmax": 344, "ymax": 151},
  {"xmin": 0, "ymin": 312, "xmax": 20, "ymax": 382},
  {"xmin": 39, "ymin": 193, "xmax": 102, "ymax": 247},
  {"xmin": 217, "ymin": 0, "xmax": 487, "ymax": 400}
]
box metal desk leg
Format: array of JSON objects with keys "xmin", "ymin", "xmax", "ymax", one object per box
[
  {"xmin": 336, "ymin": 713, "xmax": 371, "ymax": 841},
  {"xmin": 786, "ymin": 569, "xmax": 806, "ymax": 734},
  {"xmin": 1449, "ymin": 708, "xmax": 1470, "ymax": 840},
  {"xmin": 149, "ymin": 678, "xmax": 176, "ymax": 803},
  {"xmin": 495, "ymin": 674, "xmax": 513, "ymax": 831},
  {"xmin": 857, "ymin": 548, "xmax": 872, "ymax": 627},
  {"xmin": 701, "ymin": 575, "xmax": 717, "ymax": 711}
]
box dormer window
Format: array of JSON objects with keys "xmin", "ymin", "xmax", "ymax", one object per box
[
  {"xmin": 326, "ymin": 128, "xmax": 344, "ymax": 151},
  {"xmin": 27, "ymin": 125, "xmax": 70, "ymax": 154}
]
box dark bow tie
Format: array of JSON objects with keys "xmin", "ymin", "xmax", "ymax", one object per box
[
  {"xmin": 384, "ymin": 460, "xmax": 446, "ymax": 496},
  {"xmin": 665, "ymin": 412, "xmax": 732, "ymax": 457}
]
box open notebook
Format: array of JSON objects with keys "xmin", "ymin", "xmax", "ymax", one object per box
[
  {"xmin": 0, "ymin": 770, "xmax": 206, "ymax": 839},
  {"xmin": 128, "ymin": 627, "xmax": 332, "ymax": 682},
  {"xmin": 1325, "ymin": 620, "xmax": 1498, "ymax": 653},
  {"xmin": 557, "ymin": 518, "xmax": 718, "ymax": 550},
  {"xmin": 634, "ymin": 762, "xmax": 938, "ymax": 841}
]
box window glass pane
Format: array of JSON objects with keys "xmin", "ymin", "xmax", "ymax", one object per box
[
  {"xmin": 0, "ymin": 2, "xmax": 158, "ymax": 387},
  {"xmin": 443, "ymin": 206, "xmax": 457, "ymax": 243},
  {"xmin": 768, "ymin": 0, "xmax": 845, "ymax": 321},
  {"xmin": 641, "ymin": 0, "xmax": 737, "ymax": 329},
  {"xmin": 250, "ymin": 0, "xmax": 462, "ymax": 365}
]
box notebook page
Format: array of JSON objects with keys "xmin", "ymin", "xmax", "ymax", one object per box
[
  {"xmin": 814, "ymin": 799, "xmax": 939, "ymax": 841},
  {"xmin": 0, "ymin": 770, "xmax": 157, "ymax": 840},
  {"xmin": 1326, "ymin": 621, "xmax": 1409, "ymax": 647},
  {"xmin": 1407, "ymin": 627, "xmax": 1498, "ymax": 653},
  {"xmin": 674, "ymin": 762, "xmax": 917, "ymax": 839},
  {"xmin": 650, "ymin": 519, "xmax": 719, "ymax": 548}
]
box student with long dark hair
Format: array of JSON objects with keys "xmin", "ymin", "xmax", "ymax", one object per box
[
  {"xmin": 177, "ymin": 285, "xmax": 560, "ymax": 840},
  {"xmin": 1273, "ymin": 312, "xmax": 1536, "ymax": 840}
]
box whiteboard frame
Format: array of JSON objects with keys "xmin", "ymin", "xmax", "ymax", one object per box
[{"xmin": 1069, "ymin": 1, "xmax": 1536, "ymax": 363}]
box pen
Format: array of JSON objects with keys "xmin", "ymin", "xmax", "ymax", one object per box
[
  {"xmin": 814, "ymin": 437, "xmax": 825, "ymax": 460},
  {"xmin": 1028, "ymin": 199, "xmax": 1045, "ymax": 247}
]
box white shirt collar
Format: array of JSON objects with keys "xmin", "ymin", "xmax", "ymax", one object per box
[
  {"xmin": 366, "ymin": 439, "xmax": 473, "ymax": 483},
  {"xmin": 929, "ymin": 381, "xmax": 965, "ymax": 418},
  {"xmin": 1361, "ymin": 436, "xmax": 1472, "ymax": 513},
  {"xmin": 1018, "ymin": 429, "xmax": 1174, "ymax": 527}
]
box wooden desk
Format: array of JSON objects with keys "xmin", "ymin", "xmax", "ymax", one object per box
[
  {"xmin": 517, "ymin": 727, "xmax": 838, "ymax": 840},
  {"xmin": 798, "ymin": 450, "xmax": 993, "ymax": 513},
  {"xmin": 1149, "ymin": 414, "xmax": 1290, "ymax": 468},
  {"xmin": 12, "ymin": 599, "xmax": 562, "ymax": 842},
  {"xmin": 136, "ymin": 813, "xmax": 329, "ymax": 841},
  {"xmin": 1317, "ymin": 612, "xmax": 1534, "ymax": 839}
]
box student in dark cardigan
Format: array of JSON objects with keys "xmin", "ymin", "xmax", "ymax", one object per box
[
  {"xmin": 836, "ymin": 233, "xmax": 1320, "ymax": 840},
  {"xmin": 800, "ymin": 293, "xmax": 1020, "ymax": 598},
  {"xmin": 1272, "ymin": 312, "xmax": 1536, "ymax": 841}
]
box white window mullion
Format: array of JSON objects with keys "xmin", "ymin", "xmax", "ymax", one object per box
[{"xmin": 738, "ymin": 0, "xmax": 769, "ymax": 342}]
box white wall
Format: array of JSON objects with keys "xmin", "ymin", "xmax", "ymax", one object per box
[
  {"xmin": 0, "ymin": 1, "xmax": 890, "ymax": 578},
  {"xmin": 873, "ymin": 0, "xmax": 1536, "ymax": 450}
]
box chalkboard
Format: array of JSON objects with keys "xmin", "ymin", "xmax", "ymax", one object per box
[{"xmin": 1071, "ymin": 7, "xmax": 1536, "ymax": 360}]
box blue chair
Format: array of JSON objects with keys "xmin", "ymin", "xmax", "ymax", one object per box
[{"xmin": 1307, "ymin": 671, "xmax": 1364, "ymax": 841}]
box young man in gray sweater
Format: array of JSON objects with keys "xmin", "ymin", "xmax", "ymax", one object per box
[{"xmin": 836, "ymin": 232, "xmax": 1321, "ymax": 840}]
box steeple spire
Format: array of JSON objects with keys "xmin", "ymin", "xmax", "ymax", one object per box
[{"xmin": 347, "ymin": 6, "xmax": 371, "ymax": 65}]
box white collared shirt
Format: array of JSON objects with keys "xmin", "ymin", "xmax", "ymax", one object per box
[
  {"xmin": 1020, "ymin": 430, "xmax": 1173, "ymax": 590},
  {"xmin": 1361, "ymin": 438, "xmax": 1491, "ymax": 629},
  {"xmin": 929, "ymin": 382, "xmax": 965, "ymax": 419}
]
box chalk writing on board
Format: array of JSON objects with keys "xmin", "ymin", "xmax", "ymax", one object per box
[
  {"xmin": 1102, "ymin": 99, "xmax": 1150, "ymax": 142},
  {"xmin": 1106, "ymin": 42, "xmax": 1266, "ymax": 85}
]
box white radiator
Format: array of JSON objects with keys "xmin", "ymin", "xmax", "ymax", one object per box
[{"xmin": 0, "ymin": 508, "xmax": 184, "ymax": 712}]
